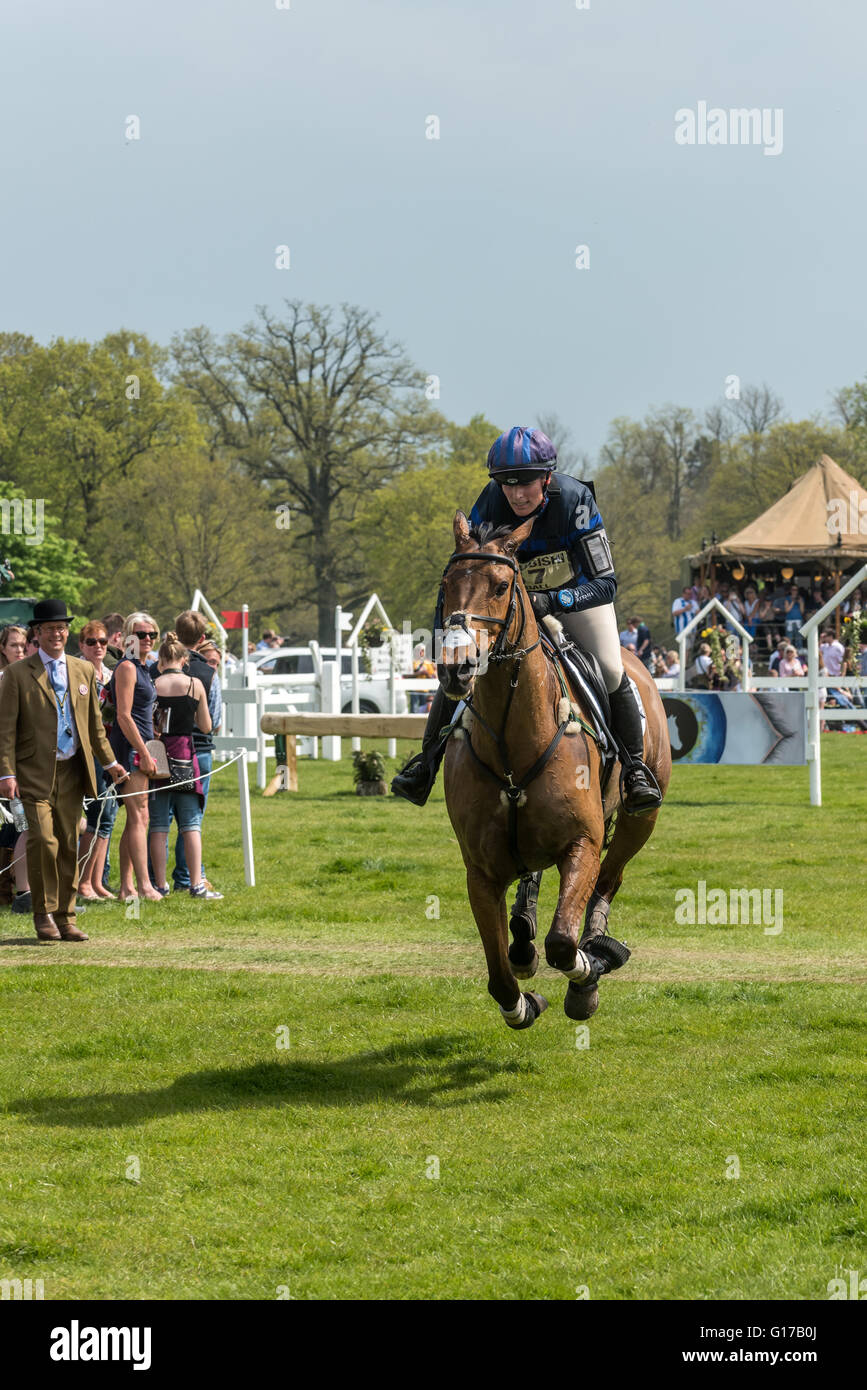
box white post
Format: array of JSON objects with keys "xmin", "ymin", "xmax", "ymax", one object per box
[
  {"xmin": 677, "ymin": 632, "xmax": 686, "ymax": 691},
  {"xmin": 242, "ymin": 603, "xmax": 249, "ymax": 666},
  {"xmin": 387, "ymin": 639, "xmax": 397, "ymax": 759},
  {"xmin": 335, "ymin": 605, "xmax": 342, "ymax": 668},
  {"xmin": 807, "ymin": 626, "xmax": 821, "ymax": 807},
  {"xmin": 237, "ymin": 747, "xmax": 255, "ymax": 886},
  {"xmin": 351, "ymin": 642, "xmax": 361, "ymax": 753},
  {"xmin": 256, "ymin": 686, "xmax": 266, "ymax": 789},
  {"xmin": 322, "ymin": 661, "xmax": 341, "ymax": 761}
]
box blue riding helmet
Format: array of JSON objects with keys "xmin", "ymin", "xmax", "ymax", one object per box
[{"xmin": 487, "ymin": 426, "xmax": 557, "ymax": 482}]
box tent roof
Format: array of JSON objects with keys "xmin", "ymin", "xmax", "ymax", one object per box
[{"xmin": 688, "ymin": 455, "xmax": 867, "ymax": 566}]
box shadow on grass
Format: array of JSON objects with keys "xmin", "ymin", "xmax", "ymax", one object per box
[{"xmin": 11, "ymin": 1034, "xmax": 529, "ymax": 1127}]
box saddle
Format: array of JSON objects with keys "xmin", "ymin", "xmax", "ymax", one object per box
[{"xmin": 540, "ymin": 619, "xmax": 614, "ymax": 761}]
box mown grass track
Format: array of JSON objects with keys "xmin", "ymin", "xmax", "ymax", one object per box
[{"xmin": 0, "ymin": 736, "xmax": 864, "ymax": 1299}]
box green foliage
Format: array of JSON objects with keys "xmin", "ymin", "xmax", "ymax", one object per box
[
  {"xmin": 0, "ymin": 482, "xmax": 90, "ymax": 607},
  {"xmin": 351, "ymin": 749, "xmax": 386, "ymax": 784}
]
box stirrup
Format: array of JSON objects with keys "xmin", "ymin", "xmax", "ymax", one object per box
[{"xmin": 619, "ymin": 760, "xmax": 662, "ymax": 816}]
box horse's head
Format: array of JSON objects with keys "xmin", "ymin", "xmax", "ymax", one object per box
[{"xmin": 437, "ymin": 510, "xmax": 536, "ymax": 700}]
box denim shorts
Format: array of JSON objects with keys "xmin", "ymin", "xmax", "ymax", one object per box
[
  {"xmin": 86, "ymin": 761, "xmax": 120, "ymax": 839},
  {"xmin": 148, "ymin": 787, "xmax": 203, "ymax": 834}
]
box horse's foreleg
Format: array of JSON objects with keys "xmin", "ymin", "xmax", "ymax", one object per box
[
  {"xmin": 544, "ymin": 837, "xmax": 601, "ymax": 974},
  {"xmin": 466, "ymin": 865, "xmax": 548, "ymax": 1030}
]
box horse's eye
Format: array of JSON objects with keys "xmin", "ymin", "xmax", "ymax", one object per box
[{"xmin": 495, "ymin": 581, "xmax": 509, "ymax": 597}]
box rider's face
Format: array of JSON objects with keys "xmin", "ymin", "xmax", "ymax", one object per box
[{"xmin": 501, "ymin": 478, "xmax": 545, "ymax": 515}]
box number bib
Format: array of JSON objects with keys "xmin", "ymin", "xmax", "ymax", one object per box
[{"xmin": 520, "ymin": 549, "xmax": 576, "ymax": 592}]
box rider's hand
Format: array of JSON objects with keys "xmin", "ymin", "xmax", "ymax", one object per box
[{"xmin": 530, "ymin": 591, "xmax": 554, "ymax": 620}]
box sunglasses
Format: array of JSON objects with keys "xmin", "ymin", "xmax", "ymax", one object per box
[
  {"xmin": 496, "ymin": 471, "xmax": 545, "ymax": 487},
  {"xmin": 132, "ymin": 630, "xmax": 157, "ymax": 640},
  {"xmin": 82, "ymin": 637, "xmax": 108, "ymax": 646}
]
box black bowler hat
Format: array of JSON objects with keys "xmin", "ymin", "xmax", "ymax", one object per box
[{"xmin": 32, "ymin": 599, "xmax": 76, "ymax": 625}]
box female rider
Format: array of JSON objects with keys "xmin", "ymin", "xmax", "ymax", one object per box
[{"xmin": 392, "ymin": 426, "xmax": 662, "ymax": 816}]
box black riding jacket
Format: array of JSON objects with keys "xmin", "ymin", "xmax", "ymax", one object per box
[{"xmin": 469, "ymin": 472, "xmax": 617, "ymax": 613}]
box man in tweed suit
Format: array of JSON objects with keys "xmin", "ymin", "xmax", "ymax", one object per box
[{"xmin": 0, "ymin": 599, "xmax": 128, "ymax": 941}]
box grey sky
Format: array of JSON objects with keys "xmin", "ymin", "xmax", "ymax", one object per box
[{"xmin": 2, "ymin": 0, "xmax": 864, "ymax": 462}]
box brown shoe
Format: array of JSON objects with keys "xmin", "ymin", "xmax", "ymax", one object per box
[
  {"xmin": 57, "ymin": 920, "xmax": 89, "ymax": 942},
  {"xmin": 34, "ymin": 913, "xmax": 62, "ymax": 942}
]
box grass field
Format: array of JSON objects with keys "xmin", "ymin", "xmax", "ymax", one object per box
[{"xmin": 1, "ymin": 735, "xmax": 865, "ymax": 1300}]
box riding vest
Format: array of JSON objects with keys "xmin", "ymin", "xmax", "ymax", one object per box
[{"xmin": 469, "ymin": 472, "xmax": 617, "ymax": 613}]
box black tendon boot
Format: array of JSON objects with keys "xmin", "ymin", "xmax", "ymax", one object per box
[
  {"xmin": 608, "ymin": 673, "xmax": 663, "ymax": 817},
  {"xmin": 391, "ymin": 686, "xmax": 454, "ymax": 806}
]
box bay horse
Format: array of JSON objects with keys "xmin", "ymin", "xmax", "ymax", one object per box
[{"xmin": 439, "ymin": 511, "xmax": 671, "ymax": 1030}]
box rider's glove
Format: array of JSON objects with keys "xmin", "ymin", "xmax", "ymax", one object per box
[{"xmin": 530, "ymin": 591, "xmax": 554, "ymax": 619}]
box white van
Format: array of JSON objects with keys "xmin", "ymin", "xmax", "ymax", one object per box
[{"xmin": 251, "ymin": 646, "xmax": 408, "ymax": 715}]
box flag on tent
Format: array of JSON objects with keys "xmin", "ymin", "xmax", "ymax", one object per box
[{"xmin": 221, "ymin": 610, "xmax": 248, "ymax": 629}]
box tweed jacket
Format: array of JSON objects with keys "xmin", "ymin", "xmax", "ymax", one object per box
[{"xmin": 0, "ymin": 653, "xmax": 116, "ymax": 800}]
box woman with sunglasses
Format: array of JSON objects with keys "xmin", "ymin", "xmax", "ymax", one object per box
[
  {"xmin": 392, "ymin": 426, "xmax": 662, "ymax": 816},
  {"xmin": 108, "ymin": 611, "xmax": 162, "ymax": 902},
  {"xmin": 76, "ymin": 621, "xmax": 119, "ymax": 899}
]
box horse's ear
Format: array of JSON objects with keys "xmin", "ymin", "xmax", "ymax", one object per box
[
  {"xmin": 501, "ymin": 516, "xmax": 536, "ymax": 555},
  {"xmin": 453, "ymin": 511, "xmax": 472, "ymax": 549}
]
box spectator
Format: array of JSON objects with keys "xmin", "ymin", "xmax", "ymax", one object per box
[
  {"xmin": 756, "ymin": 590, "xmax": 778, "ymax": 655},
  {"xmin": 198, "ymin": 641, "xmax": 222, "ymax": 675},
  {"xmin": 768, "ymin": 638, "xmax": 789, "ymax": 676},
  {"xmin": 635, "ymin": 617, "xmax": 653, "ymax": 670},
  {"xmin": 819, "ymin": 628, "xmax": 846, "ymax": 678},
  {"xmin": 24, "ymin": 624, "xmax": 39, "ymax": 658},
  {"xmin": 671, "ymin": 587, "xmax": 697, "ymax": 637},
  {"xmin": 255, "ymin": 629, "xmax": 282, "ymax": 652},
  {"xmin": 410, "ymin": 643, "xmax": 436, "ymax": 714},
  {"xmin": 76, "ymin": 621, "xmax": 119, "ymax": 900},
  {"xmin": 0, "ymin": 624, "xmax": 28, "ymax": 674},
  {"xmin": 0, "ymin": 599, "xmax": 128, "ymax": 942},
  {"xmin": 108, "ymin": 612, "xmax": 161, "ymax": 902},
  {"xmin": 172, "ymin": 610, "xmax": 222, "ymax": 894},
  {"xmin": 742, "ymin": 586, "xmax": 760, "ymax": 640},
  {"xmin": 778, "ymin": 644, "xmax": 805, "ymax": 678},
  {"xmin": 619, "ymin": 617, "xmax": 638, "ymax": 652},
  {"xmin": 0, "ymin": 625, "xmax": 31, "ymax": 912},
  {"xmin": 724, "ymin": 588, "xmax": 745, "ymax": 631},
  {"xmin": 148, "ymin": 631, "xmax": 222, "ymax": 900},
  {"xmin": 694, "ymin": 642, "xmax": 715, "ymax": 687},
  {"xmin": 102, "ymin": 613, "xmax": 125, "ymax": 669},
  {"xmin": 665, "ymin": 649, "xmax": 680, "ymax": 677},
  {"xmin": 783, "ymin": 584, "xmax": 804, "ymax": 641}
]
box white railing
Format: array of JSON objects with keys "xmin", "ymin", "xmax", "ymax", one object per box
[{"xmin": 800, "ymin": 561, "xmax": 867, "ymax": 805}]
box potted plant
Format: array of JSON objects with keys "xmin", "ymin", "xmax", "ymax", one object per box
[{"xmin": 352, "ymin": 749, "xmax": 388, "ymax": 796}]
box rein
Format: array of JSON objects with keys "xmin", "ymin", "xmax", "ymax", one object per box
[{"xmin": 437, "ymin": 547, "xmax": 574, "ymax": 875}]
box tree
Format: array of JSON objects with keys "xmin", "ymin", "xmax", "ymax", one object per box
[
  {"xmin": 172, "ymin": 302, "xmax": 442, "ymax": 642},
  {"xmin": 0, "ymin": 483, "xmax": 90, "ymax": 609},
  {"xmin": 0, "ymin": 332, "xmax": 200, "ymax": 539}
]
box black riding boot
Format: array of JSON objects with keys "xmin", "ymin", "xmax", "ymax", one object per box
[
  {"xmin": 608, "ymin": 673, "xmax": 663, "ymax": 817},
  {"xmin": 391, "ymin": 686, "xmax": 454, "ymax": 805}
]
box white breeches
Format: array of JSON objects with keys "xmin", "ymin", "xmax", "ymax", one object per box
[{"xmin": 559, "ymin": 603, "xmax": 625, "ymax": 694}]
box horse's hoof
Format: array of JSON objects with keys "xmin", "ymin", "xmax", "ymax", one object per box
[
  {"xmin": 564, "ymin": 981, "xmax": 599, "ymax": 1020},
  {"xmin": 509, "ymin": 943, "xmax": 539, "ymax": 979},
  {"xmin": 501, "ymin": 990, "xmax": 548, "ymax": 1029}
]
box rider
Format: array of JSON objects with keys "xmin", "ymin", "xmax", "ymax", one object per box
[{"xmin": 391, "ymin": 426, "xmax": 663, "ymax": 816}]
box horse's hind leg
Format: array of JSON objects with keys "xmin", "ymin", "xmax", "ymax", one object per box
[
  {"xmin": 466, "ymin": 865, "xmax": 548, "ymax": 1030},
  {"xmin": 508, "ymin": 871, "xmax": 542, "ymax": 979},
  {"xmin": 584, "ymin": 806, "xmax": 663, "ymax": 941}
]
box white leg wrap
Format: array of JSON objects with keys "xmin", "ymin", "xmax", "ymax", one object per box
[
  {"xmin": 563, "ymin": 949, "xmax": 594, "ymax": 983},
  {"xmin": 500, "ymin": 993, "xmax": 528, "ymax": 1025}
]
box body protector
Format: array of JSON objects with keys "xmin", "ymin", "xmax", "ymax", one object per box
[{"xmin": 469, "ymin": 472, "xmax": 617, "ymax": 614}]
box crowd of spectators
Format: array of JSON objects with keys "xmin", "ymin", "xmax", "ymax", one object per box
[
  {"xmin": 0, "ymin": 606, "xmax": 226, "ymax": 925},
  {"xmin": 615, "ymin": 572, "xmax": 867, "ymax": 726}
]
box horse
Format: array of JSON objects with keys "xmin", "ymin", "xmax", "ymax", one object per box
[{"xmin": 438, "ymin": 510, "xmax": 671, "ymax": 1030}]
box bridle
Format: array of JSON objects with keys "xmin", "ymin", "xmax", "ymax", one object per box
[{"xmin": 436, "ymin": 548, "xmax": 541, "ymax": 666}]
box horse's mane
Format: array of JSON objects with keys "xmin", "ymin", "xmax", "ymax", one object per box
[{"xmin": 469, "ymin": 521, "xmax": 517, "ymax": 545}]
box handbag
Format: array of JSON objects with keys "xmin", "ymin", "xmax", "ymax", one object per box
[
  {"xmin": 145, "ymin": 739, "xmax": 170, "ymax": 780},
  {"xmin": 167, "ymin": 755, "xmax": 195, "ymax": 788}
]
